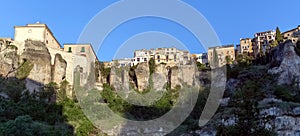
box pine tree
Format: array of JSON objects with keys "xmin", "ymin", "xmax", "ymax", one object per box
[{"xmin": 275, "ymin": 27, "xmax": 283, "ymax": 43}]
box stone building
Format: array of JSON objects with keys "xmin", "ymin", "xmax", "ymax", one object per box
[
  {"xmin": 252, "ymin": 30, "xmax": 275, "ymax": 58},
  {"xmin": 282, "ymin": 25, "xmax": 300, "ymax": 43},
  {"xmin": 239, "ymin": 38, "xmax": 253, "ymax": 55},
  {"xmin": 14, "ymin": 23, "xmax": 61, "ymax": 55},
  {"xmin": 208, "ymin": 45, "xmax": 235, "ymax": 66},
  {"xmin": 12, "ymin": 22, "xmax": 98, "ymax": 96}
]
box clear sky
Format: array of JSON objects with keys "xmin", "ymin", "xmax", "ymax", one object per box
[{"xmin": 1, "ymin": 0, "xmax": 300, "ymax": 61}]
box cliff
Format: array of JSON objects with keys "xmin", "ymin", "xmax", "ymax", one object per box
[
  {"xmin": 109, "ymin": 62, "xmax": 201, "ymax": 92},
  {"xmin": 269, "ymin": 40, "xmax": 300, "ymax": 88}
]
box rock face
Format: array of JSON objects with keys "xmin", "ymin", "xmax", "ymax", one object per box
[
  {"xmin": 110, "ymin": 67, "xmax": 130, "ymax": 92},
  {"xmin": 109, "ymin": 63, "xmax": 202, "ymax": 92},
  {"xmin": 20, "ymin": 40, "xmax": 52, "ymax": 91},
  {"xmin": 135, "ymin": 62, "xmax": 150, "ymax": 91},
  {"xmin": 269, "ymin": 41, "xmax": 300, "ymax": 87},
  {"xmin": 151, "ymin": 64, "xmax": 168, "ymax": 91},
  {"xmin": 52, "ymin": 54, "xmax": 67, "ymax": 84},
  {"xmin": 170, "ymin": 64, "xmax": 200, "ymax": 89},
  {"xmin": 0, "ymin": 48, "xmax": 19, "ymax": 78}
]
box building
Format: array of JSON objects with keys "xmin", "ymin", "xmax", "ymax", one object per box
[
  {"xmin": 191, "ymin": 53, "xmax": 208, "ymax": 64},
  {"xmin": 12, "ymin": 22, "xmax": 98, "ymax": 96},
  {"xmin": 131, "ymin": 47, "xmax": 191, "ymax": 66},
  {"xmin": 112, "ymin": 58, "xmax": 132, "ymax": 67},
  {"xmin": 252, "ymin": 30, "xmax": 275, "ymax": 58},
  {"xmin": 208, "ymin": 45, "xmax": 235, "ymax": 66},
  {"xmin": 14, "ymin": 22, "xmax": 61, "ymax": 55},
  {"xmin": 131, "ymin": 49, "xmax": 151, "ymax": 66},
  {"xmin": 282, "ymin": 25, "xmax": 300, "ymax": 43},
  {"xmin": 239, "ymin": 38, "xmax": 253, "ymax": 55}
]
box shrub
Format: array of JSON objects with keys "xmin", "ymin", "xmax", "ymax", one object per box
[
  {"xmin": 16, "ymin": 60, "xmax": 34, "ymax": 80},
  {"xmin": 274, "ymin": 85, "xmax": 293, "ymax": 102},
  {"xmin": 149, "ymin": 58, "xmax": 155, "ymax": 75}
]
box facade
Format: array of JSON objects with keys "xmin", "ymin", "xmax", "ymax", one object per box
[
  {"xmin": 239, "ymin": 38, "xmax": 253, "ymax": 55},
  {"xmin": 208, "ymin": 45, "xmax": 235, "ymax": 66},
  {"xmin": 252, "ymin": 30, "xmax": 275, "ymax": 58},
  {"xmin": 113, "ymin": 58, "xmax": 132, "ymax": 67},
  {"xmin": 282, "ymin": 25, "xmax": 300, "ymax": 43},
  {"xmin": 131, "ymin": 47, "xmax": 191, "ymax": 66},
  {"xmin": 131, "ymin": 49, "xmax": 151, "ymax": 66},
  {"xmin": 14, "ymin": 22, "xmax": 61, "ymax": 55},
  {"xmin": 192, "ymin": 53, "xmax": 208, "ymax": 64}
]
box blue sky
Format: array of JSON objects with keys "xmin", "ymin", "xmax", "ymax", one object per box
[{"xmin": 1, "ymin": 0, "xmax": 300, "ymax": 61}]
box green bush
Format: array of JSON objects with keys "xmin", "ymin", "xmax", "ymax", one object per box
[
  {"xmin": 274, "ymin": 85, "xmax": 293, "ymax": 102},
  {"xmin": 16, "ymin": 60, "xmax": 34, "ymax": 80},
  {"xmin": 149, "ymin": 58, "xmax": 156, "ymax": 75}
]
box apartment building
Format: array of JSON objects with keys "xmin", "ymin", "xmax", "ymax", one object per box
[
  {"xmin": 282, "ymin": 25, "xmax": 300, "ymax": 43},
  {"xmin": 252, "ymin": 30, "xmax": 275, "ymax": 58},
  {"xmin": 239, "ymin": 38, "xmax": 253, "ymax": 55},
  {"xmin": 208, "ymin": 45, "xmax": 235, "ymax": 66}
]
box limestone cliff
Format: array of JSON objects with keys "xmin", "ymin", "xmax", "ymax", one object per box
[
  {"xmin": 134, "ymin": 62, "xmax": 150, "ymax": 91},
  {"xmin": 109, "ymin": 62, "xmax": 201, "ymax": 92},
  {"xmin": 269, "ymin": 40, "xmax": 300, "ymax": 87}
]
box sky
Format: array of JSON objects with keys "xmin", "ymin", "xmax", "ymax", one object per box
[{"xmin": 1, "ymin": 0, "xmax": 300, "ymax": 61}]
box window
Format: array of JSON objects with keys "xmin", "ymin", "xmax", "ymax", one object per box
[
  {"xmin": 137, "ymin": 58, "xmax": 140, "ymax": 62},
  {"xmin": 81, "ymin": 47, "xmax": 85, "ymax": 52},
  {"xmin": 157, "ymin": 55, "xmax": 160, "ymax": 59},
  {"xmin": 68, "ymin": 47, "xmax": 72, "ymax": 52},
  {"xmin": 46, "ymin": 40, "xmax": 48, "ymax": 44},
  {"xmin": 166, "ymin": 55, "xmax": 169, "ymax": 62},
  {"xmin": 144, "ymin": 58, "xmax": 147, "ymax": 61}
]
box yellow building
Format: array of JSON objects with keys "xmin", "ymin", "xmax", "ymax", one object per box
[
  {"xmin": 239, "ymin": 38, "xmax": 253, "ymax": 55},
  {"xmin": 208, "ymin": 45, "xmax": 235, "ymax": 66},
  {"xmin": 14, "ymin": 22, "xmax": 61, "ymax": 54}
]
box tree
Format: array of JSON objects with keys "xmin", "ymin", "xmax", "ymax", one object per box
[
  {"xmin": 225, "ymin": 55, "xmax": 232, "ymax": 65},
  {"xmin": 275, "ymin": 27, "xmax": 283, "ymax": 43}
]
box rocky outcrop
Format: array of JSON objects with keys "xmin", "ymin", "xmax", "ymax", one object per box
[
  {"xmin": 151, "ymin": 64, "xmax": 168, "ymax": 91},
  {"xmin": 109, "ymin": 63, "xmax": 202, "ymax": 92},
  {"xmin": 269, "ymin": 41, "xmax": 300, "ymax": 87},
  {"xmin": 52, "ymin": 54, "xmax": 67, "ymax": 84},
  {"xmin": 20, "ymin": 40, "xmax": 52, "ymax": 91},
  {"xmin": 110, "ymin": 67, "xmax": 130, "ymax": 92},
  {"xmin": 170, "ymin": 64, "xmax": 200, "ymax": 89},
  {"xmin": 135, "ymin": 62, "xmax": 150, "ymax": 91},
  {"xmin": 0, "ymin": 48, "xmax": 19, "ymax": 78}
]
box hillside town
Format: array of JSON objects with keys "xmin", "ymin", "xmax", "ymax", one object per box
[
  {"xmin": 108, "ymin": 25, "xmax": 300, "ymax": 68},
  {"xmin": 1, "ymin": 22, "xmax": 300, "ymax": 135}
]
